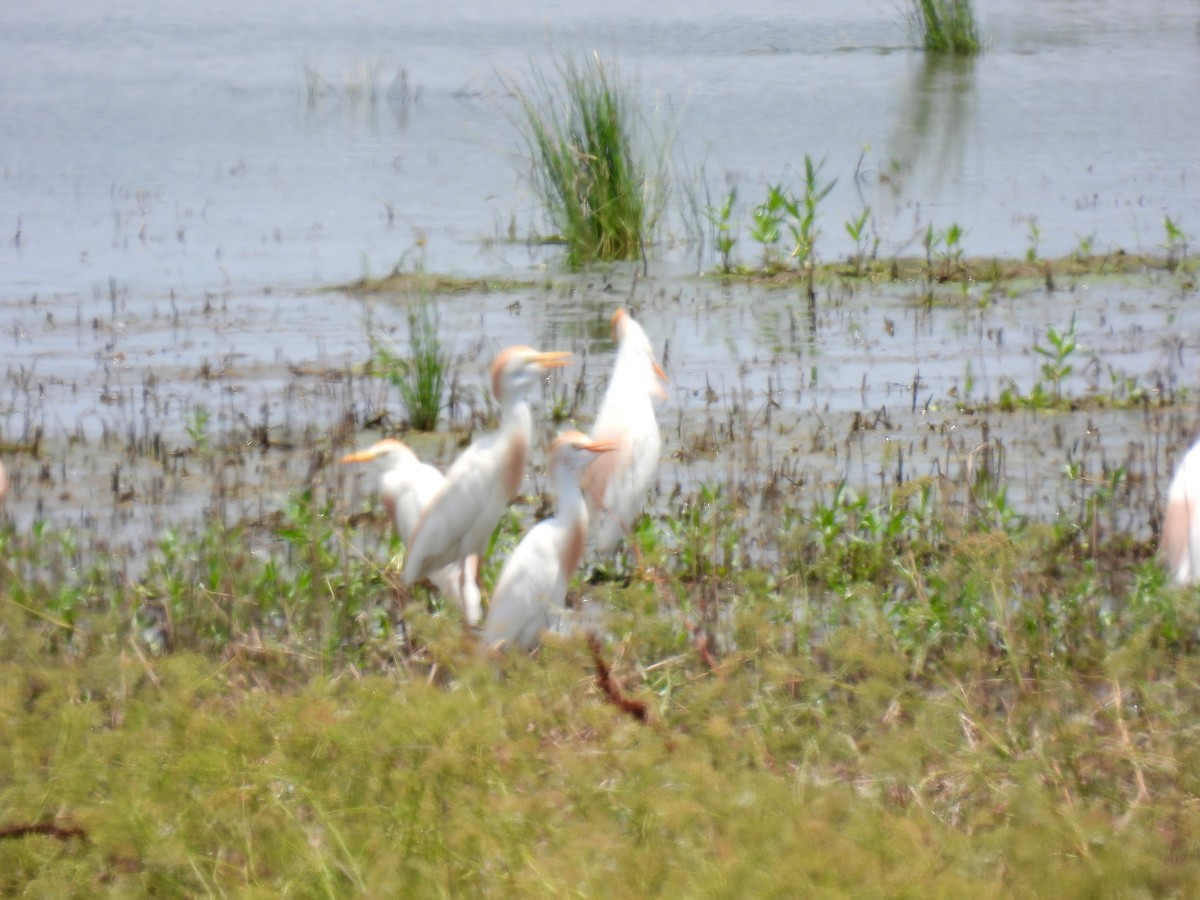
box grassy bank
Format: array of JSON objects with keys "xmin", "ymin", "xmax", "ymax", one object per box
[
  {"xmin": 2, "ymin": 231, "xmax": 1197, "ymax": 893},
  {"xmin": 2, "ymin": 455, "xmax": 1198, "ymax": 894}
]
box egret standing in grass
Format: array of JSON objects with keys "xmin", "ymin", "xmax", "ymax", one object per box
[
  {"xmin": 581, "ymin": 308, "xmax": 667, "ymax": 563},
  {"xmin": 483, "ymin": 431, "xmax": 616, "ymax": 651},
  {"xmin": 404, "ymin": 346, "xmax": 572, "ymax": 606},
  {"xmin": 1161, "ymin": 438, "xmax": 1200, "ymax": 584},
  {"xmin": 341, "ymin": 438, "xmax": 481, "ymax": 625}
]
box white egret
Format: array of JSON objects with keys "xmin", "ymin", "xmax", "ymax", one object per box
[
  {"xmin": 341, "ymin": 438, "xmax": 481, "ymax": 625},
  {"xmin": 581, "ymin": 308, "xmax": 667, "ymax": 560},
  {"xmin": 403, "ymin": 346, "xmax": 572, "ymax": 602},
  {"xmin": 1162, "ymin": 438, "xmax": 1200, "ymax": 584},
  {"xmin": 483, "ymin": 431, "xmax": 616, "ymax": 651}
]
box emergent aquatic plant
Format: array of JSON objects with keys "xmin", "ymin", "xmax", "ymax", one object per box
[
  {"xmin": 707, "ymin": 185, "xmax": 739, "ymax": 274},
  {"xmin": 844, "ymin": 205, "xmax": 873, "ymax": 276},
  {"xmin": 371, "ymin": 298, "xmax": 450, "ymax": 431},
  {"xmin": 1164, "ymin": 215, "xmax": 1190, "ymax": 271},
  {"xmin": 784, "ymin": 154, "xmax": 837, "ymax": 302},
  {"xmin": 785, "ymin": 155, "xmax": 836, "ymax": 267},
  {"xmin": 923, "ymin": 222, "xmax": 966, "ymax": 282},
  {"xmin": 996, "ymin": 316, "xmax": 1087, "ymax": 411},
  {"xmin": 749, "ymin": 183, "xmax": 788, "ymax": 271},
  {"xmin": 1073, "ymin": 231, "xmax": 1097, "ymax": 261},
  {"xmin": 1025, "ymin": 218, "xmax": 1042, "ymax": 263},
  {"xmin": 1033, "ymin": 314, "xmax": 1080, "ymax": 402},
  {"xmin": 909, "ymin": 0, "xmax": 981, "ymax": 55},
  {"xmin": 185, "ymin": 405, "xmax": 211, "ymax": 453},
  {"xmin": 512, "ymin": 53, "xmax": 666, "ymax": 268}
]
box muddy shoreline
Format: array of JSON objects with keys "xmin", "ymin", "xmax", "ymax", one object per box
[{"xmin": 1, "ymin": 256, "xmax": 1195, "ymax": 578}]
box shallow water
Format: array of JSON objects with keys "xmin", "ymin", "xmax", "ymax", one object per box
[
  {"xmin": 1, "ymin": 2, "xmax": 1199, "ymax": 569},
  {"xmin": 3, "ymin": 0, "xmax": 1198, "ymax": 295},
  {"xmin": 1, "ymin": 266, "xmax": 1196, "ymax": 574}
]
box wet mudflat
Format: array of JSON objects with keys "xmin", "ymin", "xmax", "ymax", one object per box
[{"xmin": 1, "ymin": 261, "xmax": 1195, "ymax": 578}]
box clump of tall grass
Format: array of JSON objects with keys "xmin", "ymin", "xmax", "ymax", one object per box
[
  {"xmin": 909, "ymin": 0, "xmax": 981, "ymax": 55},
  {"xmin": 371, "ymin": 298, "xmax": 450, "ymax": 432},
  {"xmin": 510, "ymin": 53, "xmax": 666, "ymax": 268}
]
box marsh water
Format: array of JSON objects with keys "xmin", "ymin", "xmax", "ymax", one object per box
[{"xmin": 2, "ymin": 0, "xmax": 1199, "ymax": 569}]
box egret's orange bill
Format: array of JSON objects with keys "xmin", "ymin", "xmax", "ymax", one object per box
[
  {"xmin": 340, "ymin": 449, "xmax": 376, "ymax": 464},
  {"xmin": 584, "ymin": 439, "xmax": 620, "ymax": 454},
  {"xmin": 534, "ymin": 350, "xmax": 573, "ymax": 368}
]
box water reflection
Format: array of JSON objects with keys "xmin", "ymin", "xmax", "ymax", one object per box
[
  {"xmin": 301, "ymin": 62, "xmax": 416, "ymax": 130},
  {"xmin": 880, "ymin": 55, "xmax": 978, "ymax": 215}
]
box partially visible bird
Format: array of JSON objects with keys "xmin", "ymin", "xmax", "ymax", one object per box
[
  {"xmin": 341, "ymin": 438, "xmax": 481, "ymax": 624},
  {"xmin": 0, "ymin": 459, "xmax": 7, "ymax": 505},
  {"xmin": 581, "ymin": 308, "xmax": 668, "ymax": 560},
  {"xmin": 483, "ymin": 430, "xmax": 616, "ymax": 651},
  {"xmin": 1161, "ymin": 438, "xmax": 1200, "ymax": 585},
  {"xmin": 403, "ymin": 346, "xmax": 572, "ymax": 603}
]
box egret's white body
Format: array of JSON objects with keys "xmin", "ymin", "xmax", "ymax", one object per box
[
  {"xmin": 1162, "ymin": 438, "xmax": 1200, "ymax": 585},
  {"xmin": 403, "ymin": 346, "xmax": 572, "ymax": 605},
  {"xmin": 581, "ymin": 308, "xmax": 667, "ymax": 557},
  {"xmin": 341, "ymin": 438, "xmax": 481, "ymax": 624},
  {"xmin": 483, "ymin": 431, "xmax": 616, "ymax": 651}
]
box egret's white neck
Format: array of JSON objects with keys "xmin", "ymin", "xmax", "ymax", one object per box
[
  {"xmin": 553, "ymin": 461, "xmax": 589, "ymax": 529},
  {"xmin": 498, "ymin": 388, "xmax": 534, "ymax": 435}
]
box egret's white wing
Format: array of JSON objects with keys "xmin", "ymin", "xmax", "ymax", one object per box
[
  {"xmin": 483, "ymin": 523, "xmax": 569, "ymax": 650},
  {"xmin": 405, "ymin": 436, "xmax": 511, "ymax": 583},
  {"xmin": 381, "ymin": 461, "xmax": 445, "ymax": 545}
]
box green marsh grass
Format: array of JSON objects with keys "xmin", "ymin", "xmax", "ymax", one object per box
[
  {"xmin": 3, "ymin": 450, "xmax": 1200, "ymax": 894},
  {"xmin": 370, "ymin": 298, "xmax": 449, "ymax": 432},
  {"xmin": 512, "ymin": 53, "xmax": 666, "ymax": 268},
  {"xmin": 910, "ymin": 0, "xmax": 982, "ymax": 55}
]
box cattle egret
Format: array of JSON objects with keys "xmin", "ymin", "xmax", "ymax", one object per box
[
  {"xmin": 1162, "ymin": 438, "xmax": 1200, "ymax": 584},
  {"xmin": 341, "ymin": 438, "xmax": 481, "ymax": 624},
  {"xmin": 483, "ymin": 431, "xmax": 616, "ymax": 651},
  {"xmin": 581, "ymin": 308, "xmax": 667, "ymax": 560},
  {"xmin": 403, "ymin": 346, "xmax": 572, "ymax": 602}
]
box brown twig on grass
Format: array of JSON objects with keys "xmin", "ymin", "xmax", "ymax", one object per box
[
  {"xmin": 0, "ymin": 820, "xmax": 88, "ymax": 842},
  {"xmin": 587, "ymin": 632, "xmax": 650, "ymax": 724},
  {"xmin": 692, "ymin": 627, "xmax": 722, "ymax": 677}
]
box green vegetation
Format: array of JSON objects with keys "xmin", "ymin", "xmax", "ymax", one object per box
[
  {"xmin": 370, "ymin": 298, "xmax": 450, "ymax": 432},
  {"xmin": 748, "ymin": 182, "xmax": 788, "ymax": 271},
  {"xmin": 909, "ymin": 0, "xmax": 982, "ymax": 55},
  {"xmin": 983, "ymin": 316, "xmax": 1153, "ymax": 414},
  {"xmin": 3, "ymin": 433, "xmax": 1199, "ymax": 894},
  {"xmin": 511, "ymin": 53, "xmax": 666, "ymax": 269},
  {"xmin": 924, "ymin": 220, "xmax": 967, "ymax": 282},
  {"xmin": 843, "ymin": 204, "xmax": 873, "ymax": 275},
  {"xmin": 707, "ymin": 185, "xmax": 738, "ymax": 275},
  {"xmin": 1032, "ymin": 315, "xmax": 1080, "ymax": 402},
  {"xmin": 184, "ymin": 405, "xmax": 210, "ymax": 453},
  {"xmin": 707, "ymin": 244, "xmax": 1189, "ymax": 294},
  {"xmin": 740, "ymin": 158, "xmax": 837, "ymax": 286},
  {"xmin": 1164, "ymin": 215, "xmax": 1190, "ymax": 271},
  {"xmin": 1025, "ymin": 217, "xmax": 1043, "ymax": 263},
  {"xmin": 787, "ymin": 156, "xmax": 837, "ymax": 266}
]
